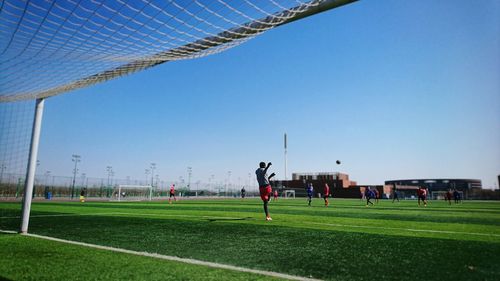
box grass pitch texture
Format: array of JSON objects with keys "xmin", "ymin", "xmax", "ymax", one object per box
[{"xmin": 1, "ymin": 199, "xmax": 499, "ymax": 280}]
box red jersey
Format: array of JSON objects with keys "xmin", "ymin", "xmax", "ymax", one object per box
[
  {"xmin": 324, "ymin": 184, "xmax": 330, "ymax": 196},
  {"xmin": 418, "ymin": 188, "xmax": 427, "ymax": 197},
  {"xmin": 170, "ymin": 186, "xmax": 175, "ymax": 194}
]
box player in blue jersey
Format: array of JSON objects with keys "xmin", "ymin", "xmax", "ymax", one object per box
[
  {"xmin": 306, "ymin": 183, "xmax": 314, "ymax": 206},
  {"xmin": 365, "ymin": 187, "xmax": 374, "ymax": 206}
]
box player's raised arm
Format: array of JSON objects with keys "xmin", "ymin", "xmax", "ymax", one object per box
[{"xmin": 264, "ymin": 162, "xmax": 272, "ymax": 174}]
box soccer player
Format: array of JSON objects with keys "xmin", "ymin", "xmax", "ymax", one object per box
[
  {"xmin": 446, "ymin": 189, "xmax": 452, "ymax": 205},
  {"xmin": 374, "ymin": 188, "xmax": 380, "ymax": 204},
  {"xmin": 241, "ymin": 187, "xmax": 246, "ymax": 199},
  {"xmin": 417, "ymin": 186, "xmax": 427, "ymax": 207},
  {"xmin": 79, "ymin": 188, "xmax": 86, "ymax": 203},
  {"xmin": 392, "ymin": 186, "xmax": 399, "ymax": 203},
  {"xmin": 323, "ymin": 183, "xmax": 330, "ymax": 207},
  {"xmin": 453, "ymin": 189, "xmax": 460, "ymax": 204},
  {"xmin": 168, "ymin": 184, "xmax": 177, "ymax": 204},
  {"xmin": 306, "ymin": 183, "xmax": 314, "ymax": 206},
  {"xmin": 255, "ymin": 162, "xmax": 276, "ymax": 221},
  {"xmin": 365, "ymin": 187, "xmax": 374, "ymax": 206},
  {"xmin": 273, "ymin": 190, "xmax": 278, "ymax": 201}
]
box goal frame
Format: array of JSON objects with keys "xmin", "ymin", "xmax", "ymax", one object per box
[{"xmin": 115, "ymin": 185, "xmax": 153, "ymax": 201}]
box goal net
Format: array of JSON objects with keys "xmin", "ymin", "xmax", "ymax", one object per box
[
  {"xmin": 284, "ymin": 190, "xmax": 295, "ymax": 199},
  {"xmin": 112, "ymin": 185, "xmax": 153, "ymax": 201},
  {"xmin": 431, "ymin": 191, "xmax": 464, "ymax": 200},
  {"xmin": 0, "ymin": 0, "xmax": 357, "ymax": 102}
]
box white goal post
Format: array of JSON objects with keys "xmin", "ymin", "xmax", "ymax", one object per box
[
  {"xmin": 284, "ymin": 190, "xmax": 295, "ymax": 199},
  {"xmin": 114, "ymin": 185, "xmax": 153, "ymax": 202},
  {"xmin": 431, "ymin": 190, "xmax": 463, "ymax": 200}
]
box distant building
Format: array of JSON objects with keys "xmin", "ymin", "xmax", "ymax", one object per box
[
  {"xmin": 273, "ymin": 172, "xmax": 379, "ymax": 199},
  {"xmin": 291, "ymin": 172, "xmax": 357, "ymax": 187},
  {"xmin": 385, "ymin": 178, "xmax": 482, "ymax": 199}
]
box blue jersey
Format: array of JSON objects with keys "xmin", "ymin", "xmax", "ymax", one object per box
[{"xmin": 307, "ymin": 186, "xmax": 313, "ymax": 196}]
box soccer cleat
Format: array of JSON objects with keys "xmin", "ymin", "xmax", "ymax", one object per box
[{"xmin": 266, "ymin": 217, "xmax": 273, "ymax": 221}]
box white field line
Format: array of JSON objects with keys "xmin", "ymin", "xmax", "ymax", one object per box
[
  {"xmin": 306, "ymin": 222, "xmax": 500, "ymax": 238},
  {"xmin": 0, "ymin": 212, "xmax": 123, "ymax": 219},
  {"xmin": 0, "ymin": 212, "xmax": 243, "ymax": 220},
  {"xmin": 0, "ymin": 230, "xmax": 321, "ymax": 281},
  {"xmin": 2, "ymin": 212, "xmax": 499, "ymax": 238}
]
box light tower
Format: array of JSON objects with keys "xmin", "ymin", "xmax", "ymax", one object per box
[
  {"xmin": 284, "ymin": 133, "xmax": 287, "ymax": 182},
  {"xmin": 187, "ymin": 166, "xmax": 192, "ymax": 191},
  {"xmin": 0, "ymin": 163, "xmax": 6, "ymax": 184},
  {"xmin": 71, "ymin": 154, "xmax": 81, "ymax": 199},
  {"xmin": 144, "ymin": 169, "xmax": 150, "ymax": 186},
  {"xmin": 150, "ymin": 163, "xmax": 156, "ymax": 187},
  {"xmin": 106, "ymin": 166, "xmax": 113, "ymax": 186}
]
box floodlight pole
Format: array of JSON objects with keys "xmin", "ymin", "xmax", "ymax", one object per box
[
  {"xmin": 284, "ymin": 133, "xmax": 288, "ymax": 183},
  {"xmin": 20, "ymin": 98, "xmax": 45, "ymax": 234},
  {"xmin": 71, "ymin": 154, "xmax": 81, "ymax": 199}
]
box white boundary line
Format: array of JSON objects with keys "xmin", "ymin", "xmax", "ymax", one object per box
[
  {"xmin": 0, "ymin": 230, "xmax": 321, "ymax": 281},
  {"xmin": 2, "ymin": 212, "xmax": 499, "ymax": 238},
  {"xmin": 305, "ymin": 222, "xmax": 500, "ymax": 237}
]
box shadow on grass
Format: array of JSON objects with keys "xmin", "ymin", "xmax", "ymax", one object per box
[{"xmin": 3, "ymin": 214, "xmax": 499, "ymax": 281}]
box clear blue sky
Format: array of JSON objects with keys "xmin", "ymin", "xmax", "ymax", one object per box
[{"xmin": 36, "ymin": 0, "xmax": 500, "ymax": 188}]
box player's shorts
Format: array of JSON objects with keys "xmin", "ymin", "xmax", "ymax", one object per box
[
  {"xmin": 169, "ymin": 192, "xmax": 175, "ymax": 197},
  {"xmin": 323, "ymin": 194, "xmax": 329, "ymax": 199},
  {"xmin": 259, "ymin": 185, "xmax": 272, "ymax": 201},
  {"xmin": 419, "ymin": 195, "xmax": 426, "ymax": 200}
]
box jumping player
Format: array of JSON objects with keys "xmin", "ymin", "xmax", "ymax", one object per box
[
  {"xmin": 323, "ymin": 183, "xmax": 330, "ymax": 207},
  {"xmin": 306, "ymin": 183, "xmax": 314, "ymax": 206},
  {"xmin": 168, "ymin": 184, "xmax": 177, "ymax": 204},
  {"xmin": 417, "ymin": 186, "xmax": 427, "ymax": 207},
  {"xmin": 256, "ymin": 162, "xmax": 276, "ymax": 221}
]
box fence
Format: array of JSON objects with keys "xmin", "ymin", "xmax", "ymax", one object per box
[{"xmin": 0, "ymin": 173, "xmax": 259, "ymax": 200}]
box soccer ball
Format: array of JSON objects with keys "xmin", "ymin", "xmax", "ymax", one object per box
[{"xmin": 336, "ymin": 160, "xmax": 341, "ymax": 165}]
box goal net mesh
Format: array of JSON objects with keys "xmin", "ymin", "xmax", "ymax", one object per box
[{"xmin": 0, "ymin": 0, "xmax": 356, "ymax": 102}]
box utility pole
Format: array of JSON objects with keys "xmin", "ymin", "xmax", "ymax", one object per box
[{"xmin": 71, "ymin": 154, "xmax": 81, "ymax": 199}]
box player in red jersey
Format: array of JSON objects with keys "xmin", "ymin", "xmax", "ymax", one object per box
[
  {"xmin": 273, "ymin": 190, "xmax": 278, "ymax": 201},
  {"xmin": 417, "ymin": 186, "xmax": 427, "ymax": 207},
  {"xmin": 323, "ymin": 183, "xmax": 330, "ymax": 207},
  {"xmin": 256, "ymin": 162, "xmax": 275, "ymax": 221},
  {"xmin": 445, "ymin": 189, "xmax": 452, "ymax": 205},
  {"xmin": 168, "ymin": 184, "xmax": 177, "ymax": 204}
]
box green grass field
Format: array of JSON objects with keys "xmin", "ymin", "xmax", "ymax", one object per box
[{"xmin": 1, "ymin": 198, "xmax": 500, "ymax": 280}]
